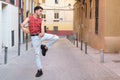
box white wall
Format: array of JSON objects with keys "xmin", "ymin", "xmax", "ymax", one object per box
[
  {"xmin": 2, "ymin": 3, "xmax": 9, "ymax": 47},
  {"xmin": 8, "ymin": 4, "xmax": 18, "ymax": 47},
  {"xmin": 0, "ymin": 1, "xmax": 18, "ymax": 53},
  {"xmin": 0, "ymin": 2, "xmax": 2, "ymax": 53}
]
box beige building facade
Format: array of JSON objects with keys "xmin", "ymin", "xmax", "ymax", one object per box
[
  {"xmin": 39, "ymin": 0, "xmax": 75, "ymax": 36},
  {"xmin": 74, "ymin": 0, "xmax": 120, "ymax": 52}
]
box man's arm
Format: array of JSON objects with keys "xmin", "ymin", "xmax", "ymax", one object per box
[
  {"xmin": 39, "ymin": 20, "xmax": 45, "ymax": 37},
  {"xmin": 20, "ymin": 17, "xmax": 30, "ymax": 34}
]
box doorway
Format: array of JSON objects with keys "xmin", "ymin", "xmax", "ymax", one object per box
[{"xmin": 53, "ymin": 26, "xmax": 58, "ymax": 34}]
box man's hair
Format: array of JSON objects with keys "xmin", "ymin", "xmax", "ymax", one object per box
[{"xmin": 34, "ymin": 6, "xmax": 43, "ymax": 12}]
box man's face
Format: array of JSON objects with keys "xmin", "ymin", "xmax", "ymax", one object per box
[{"xmin": 36, "ymin": 9, "xmax": 43, "ymax": 16}]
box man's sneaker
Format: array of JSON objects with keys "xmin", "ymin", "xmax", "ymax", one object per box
[
  {"xmin": 41, "ymin": 44, "xmax": 48, "ymax": 56},
  {"xmin": 35, "ymin": 69, "xmax": 43, "ymax": 77},
  {"xmin": 41, "ymin": 44, "xmax": 45, "ymax": 49}
]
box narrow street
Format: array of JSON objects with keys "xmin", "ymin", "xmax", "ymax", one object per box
[
  {"xmin": 1, "ymin": 0, "xmax": 120, "ymax": 80},
  {"xmin": 0, "ymin": 38, "xmax": 120, "ymax": 80}
]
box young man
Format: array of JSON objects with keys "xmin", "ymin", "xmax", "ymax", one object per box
[{"xmin": 21, "ymin": 6, "xmax": 59, "ymax": 77}]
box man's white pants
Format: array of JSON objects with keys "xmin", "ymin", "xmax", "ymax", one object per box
[{"xmin": 31, "ymin": 33, "xmax": 59, "ymax": 69}]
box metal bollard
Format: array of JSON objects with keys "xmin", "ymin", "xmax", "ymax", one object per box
[
  {"xmin": 76, "ymin": 38, "xmax": 78, "ymax": 47},
  {"xmin": 26, "ymin": 34, "xmax": 28, "ymax": 51},
  {"xmin": 81, "ymin": 40, "xmax": 83, "ymax": 50},
  {"xmin": 76, "ymin": 33, "xmax": 78, "ymax": 47},
  {"xmin": 18, "ymin": 42, "xmax": 20, "ymax": 56},
  {"xmin": 100, "ymin": 49, "xmax": 104, "ymax": 63},
  {"xmin": 4, "ymin": 47, "xmax": 8, "ymax": 64},
  {"xmin": 85, "ymin": 42, "xmax": 87, "ymax": 54}
]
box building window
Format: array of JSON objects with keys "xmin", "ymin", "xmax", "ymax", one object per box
[
  {"xmin": 42, "ymin": 14, "xmax": 46, "ymax": 21},
  {"xmin": 11, "ymin": 30, "xmax": 14, "ymax": 47},
  {"xmin": 42, "ymin": 14, "xmax": 46, "ymax": 19},
  {"xmin": 10, "ymin": 0, "xmax": 15, "ymax": 5},
  {"xmin": 85, "ymin": 3, "xmax": 87, "ymax": 18},
  {"xmin": 54, "ymin": 13, "xmax": 59, "ymax": 22},
  {"xmin": 95, "ymin": 0, "xmax": 99, "ymax": 34},
  {"xmin": 55, "ymin": 0, "xmax": 58, "ymax": 4},
  {"xmin": 90, "ymin": 0, "xmax": 92, "ymax": 19},
  {"xmin": 42, "ymin": 0, "xmax": 45, "ymax": 3},
  {"xmin": 82, "ymin": 0, "xmax": 85, "ymax": 4},
  {"xmin": 54, "ymin": 13, "xmax": 59, "ymax": 19}
]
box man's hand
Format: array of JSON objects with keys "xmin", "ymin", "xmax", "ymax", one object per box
[{"xmin": 39, "ymin": 33, "xmax": 44, "ymax": 38}]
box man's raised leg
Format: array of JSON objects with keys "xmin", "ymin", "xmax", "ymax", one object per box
[{"xmin": 41, "ymin": 33, "xmax": 59, "ymax": 56}]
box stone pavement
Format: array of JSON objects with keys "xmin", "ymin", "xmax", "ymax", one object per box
[
  {"xmin": 79, "ymin": 42, "xmax": 120, "ymax": 77},
  {"xmin": 0, "ymin": 38, "xmax": 120, "ymax": 80}
]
